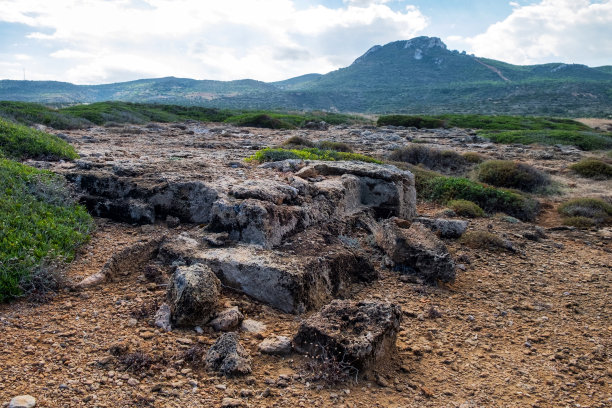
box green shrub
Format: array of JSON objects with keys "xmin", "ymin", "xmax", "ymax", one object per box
[
  {"xmin": 462, "ymin": 152, "xmax": 485, "ymax": 164},
  {"xmin": 0, "ymin": 118, "xmax": 78, "ymax": 160},
  {"xmin": 377, "ymin": 115, "xmax": 445, "ymax": 129},
  {"xmin": 247, "ymin": 147, "xmax": 382, "ymax": 164},
  {"xmin": 558, "ymin": 198, "xmax": 612, "ymax": 226},
  {"xmin": 562, "ymin": 216, "xmax": 595, "ymax": 229},
  {"xmin": 283, "ymin": 136, "xmax": 315, "ymax": 148},
  {"xmin": 0, "ymin": 159, "xmax": 93, "ymax": 301},
  {"xmin": 0, "ymin": 101, "xmax": 92, "ymax": 129},
  {"xmin": 569, "ymin": 159, "xmax": 612, "ymax": 179},
  {"xmin": 423, "ymin": 176, "xmax": 539, "ymax": 221},
  {"xmin": 317, "ymin": 140, "xmax": 353, "ymax": 153},
  {"xmin": 389, "ymin": 145, "xmax": 469, "ymax": 173},
  {"xmin": 480, "ymin": 130, "xmax": 612, "ymax": 151},
  {"xmin": 448, "ymin": 199, "xmax": 485, "ymax": 218},
  {"xmin": 228, "ymin": 113, "xmax": 296, "ymax": 129},
  {"xmin": 477, "ymin": 160, "xmax": 550, "ymax": 192},
  {"xmin": 459, "ymin": 231, "xmax": 511, "ymax": 252}
]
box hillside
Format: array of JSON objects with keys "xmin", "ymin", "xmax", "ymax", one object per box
[{"xmin": 1, "ymin": 36, "xmax": 611, "ymax": 116}]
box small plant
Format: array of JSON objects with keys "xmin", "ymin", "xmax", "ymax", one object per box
[
  {"xmin": 557, "ymin": 197, "xmax": 612, "ymax": 227},
  {"xmin": 389, "ymin": 145, "xmax": 469, "ymax": 173},
  {"xmin": 181, "ymin": 345, "xmax": 207, "ymax": 369},
  {"xmin": 459, "ymin": 231, "xmax": 512, "ymax": 252},
  {"xmin": 448, "ymin": 199, "xmax": 485, "ymax": 218},
  {"xmin": 477, "ymin": 160, "xmax": 550, "ymax": 193},
  {"xmin": 120, "ymin": 352, "xmax": 153, "ymax": 372},
  {"xmin": 462, "ymin": 152, "xmax": 485, "ymax": 164},
  {"xmin": 18, "ymin": 258, "xmax": 71, "ymax": 303},
  {"xmin": 283, "ymin": 136, "xmax": 314, "ymax": 148},
  {"xmin": 569, "ymin": 158, "xmax": 612, "ymax": 179},
  {"xmin": 301, "ymin": 344, "xmax": 359, "ymax": 387},
  {"xmin": 317, "ymin": 140, "xmax": 353, "ymax": 153},
  {"xmin": 246, "ymin": 147, "xmax": 381, "ymax": 164},
  {"xmin": 562, "ymin": 216, "xmax": 596, "ymax": 229}
]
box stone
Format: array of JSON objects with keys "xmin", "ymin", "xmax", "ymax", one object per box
[
  {"xmin": 293, "ymin": 300, "xmax": 402, "ymax": 372},
  {"xmin": 259, "ymin": 159, "xmax": 305, "ymax": 173},
  {"xmin": 167, "ymin": 264, "xmax": 221, "ymax": 327},
  {"xmin": 221, "ymin": 398, "xmax": 245, "ymax": 408},
  {"xmin": 241, "ymin": 319, "xmax": 267, "ymax": 333},
  {"xmin": 205, "ymin": 333, "xmax": 252, "ymax": 376},
  {"xmin": 9, "ymin": 395, "xmax": 36, "ymax": 408},
  {"xmin": 374, "ymin": 219, "xmax": 456, "ymax": 283},
  {"xmin": 154, "ymin": 303, "xmax": 172, "ymax": 331},
  {"xmin": 210, "ymin": 307, "xmax": 244, "ymax": 332},
  {"xmin": 414, "ymin": 217, "xmax": 468, "ymax": 239},
  {"xmin": 258, "ymin": 336, "xmax": 292, "ymax": 355},
  {"xmin": 166, "ymin": 215, "xmax": 180, "ymax": 228}
]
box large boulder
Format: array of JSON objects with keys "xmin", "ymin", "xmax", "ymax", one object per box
[
  {"xmin": 293, "ymin": 300, "xmax": 402, "ymax": 372},
  {"xmin": 375, "ymin": 219, "xmax": 456, "ymax": 283},
  {"xmin": 167, "ymin": 264, "xmax": 221, "ymax": 327},
  {"xmin": 205, "ymin": 333, "xmax": 252, "ymax": 376}
]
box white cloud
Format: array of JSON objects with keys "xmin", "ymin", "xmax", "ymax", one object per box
[
  {"xmin": 0, "ymin": 0, "xmax": 428, "ymax": 84},
  {"xmin": 457, "ymin": 0, "xmax": 612, "ymax": 66}
]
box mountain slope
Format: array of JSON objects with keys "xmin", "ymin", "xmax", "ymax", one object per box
[{"xmin": 1, "ymin": 36, "xmax": 611, "ymax": 116}]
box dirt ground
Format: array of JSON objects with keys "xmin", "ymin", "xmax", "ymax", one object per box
[{"xmin": 1, "ymin": 123, "xmax": 610, "ymax": 408}]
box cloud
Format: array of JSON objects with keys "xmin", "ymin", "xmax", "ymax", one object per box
[
  {"xmin": 457, "ymin": 0, "xmax": 612, "ymax": 66},
  {"xmin": 0, "ymin": 0, "xmax": 428, "ymax": 83}
]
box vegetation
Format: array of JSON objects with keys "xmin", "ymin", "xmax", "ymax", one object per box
[
  {"xmin": 224, "ymin": 111, "xmax": 368, "ymax": 129},
  {"xmin": 462, "ymin": 152, "xmax": 485, "ymax": 164},
  {"xmin": 282, "ymin": 137, "xmax": 354, "ymax": 153},
  {"xmin": 0, "ymin": 101, "xmax": 91, "ymax": 129},
  {"xmin": 377, "ymin": 115, "xmax": 445, "ymax": 129},
  {"xmin": 476, "ymin": 160, "xmax": 550, "ymax": 192},
  {"xmin": 448, "ymin": 199, "xmax": 485, "ymax": 218},
  {"xmin": 479, "ymin": 130, "xmax": 612, "ymax": 151},
  {"xmin": 459, "ymin": 231, "xmax": 512, "ymax": 252},
  {"xmin": 247, "ymin": 147, "xmax": 382, "ymax": 164},
  {"xmin": 0, "ymin": 159, "xmax": 93, "ymax": 301},
  {"xmin": 569, "ymin": 158, "xmax": 612, "ymax": 179},
  {"xmin": 389, "ymin": 145, "xmax": 469, "ymax": 173},
  {"xmin": 0, "ymin": 117, "xmax": 78, "ymax": 160},
  {"xmin": 557, "ymin": 198, "xmax": 612, "ymax": 228}
]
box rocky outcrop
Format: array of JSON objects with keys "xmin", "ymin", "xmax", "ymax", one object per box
[
  {"xmin": 167, "ymin": 264, "xmax": 221, "ymax": 327},
  {"xmin": 414, "ymin": 217, "xmax": 468, "ymax": 239},
  {"xmin": 293, "ymin": 300, "xmax": 402, "ymax": 372},
  {"xmin": 205, "ymin": 333, "xmax": 252, "ymax": 376}
]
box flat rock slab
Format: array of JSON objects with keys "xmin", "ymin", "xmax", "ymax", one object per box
[
  {"xmin": 293, "ymin": 300, "xmax": 402, "ymax": 372},
  {"xmin": 9, "ymin": 395, "xmax": 36, "ymax": 408}
]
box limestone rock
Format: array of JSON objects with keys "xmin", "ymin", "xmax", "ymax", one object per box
[
  {"xmin": 9, "ymin": 395, "xmax": 36, "ymax": 408},
  {"xmin": 293, "ymin": 300, "xmax": 402, "ymax": 372},
  {"xmin": 210, "ymin": 307, "xmax": 244, "ymax": 332},
  {"xmin": 414, "ymin": 217, "xmax": 468, "ymax": 239},
  {"xmin": 258, "ymin": 336, "xmax": 292, "ymax": 355},
  {"xmin": 241, "ymin": 319, "xmax": 267, "ymax": 333},
  {"xmin": 205, "ymin": 333, "xmax": 252, "ymax": 376},
  {"xmin": 167, "ymin": 264, "xmax": 221, "ymax": 327},
  {"xmin": 154, "ymin": 303, "xmax": 172, "ymax": 331}
]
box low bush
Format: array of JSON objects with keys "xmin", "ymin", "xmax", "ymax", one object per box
[
  {"xmin": 477, "ymin": 160, "xmax": 550, "ymax": 193},
  {"xmin": 247, "ymin": 147, "xmax": 382, "ymax": 164},
  {"xmin": 569, "ymin": 158, "xmax": 612, "ymax": 179},
  {"xmin": 317, "ymin": 140, "xmax": 353, "ymax": 153},
  {"xmin": 0, "ymin": 159, "xmax": 93, "ymax": 301},
  {"xmin": 562, "ymin": 216, "xmax": 595, "ymax": 229},
  {"xmin": 389, "ymin": 145, "xmax": 469, "ymax": 173},
  {"xmin": 377, "ymin": 115, "xmax": 445, "ymax": 129},
  {"xmin": 462, "ymin": 152, "xmax": 485, "ymax": 164},
  {"xmin": 479, "ymin": 130, "xmax": 612, "ymax": 151},
  {"xmin": 227, "ymin": 113, "xmax": 295, "ymax": 129},
  {"xmin": 557, "ymin": 198, "xmax": 612, "ymax": 227},
  {"xmin": 283, "ymin": 136, "xmax": 315, "ymax": 148},
  {"xmin": 448, "ymin": 199, "xmax": 485, "ymax": 218},
  {"xmin": 459, "ymin": 231, "xmax": 512, "ymax": 252},
  {"xmin": 0, "ymin": 117, "xmax": 78, "ymax": 160}
]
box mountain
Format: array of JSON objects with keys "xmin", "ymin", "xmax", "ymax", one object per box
[{"xmin": 1, "ymin": 36, "xmax": 611, "ymax": 116}]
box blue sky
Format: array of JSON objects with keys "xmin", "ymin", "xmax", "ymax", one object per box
[{"xmin": 0, "ymin": 0, "xmax": 610, "ymax": 84}]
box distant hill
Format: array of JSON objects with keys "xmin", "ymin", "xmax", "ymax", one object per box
[{"xmin": 1, "ymin": 36, "xmax": 611, "ymax": 116}]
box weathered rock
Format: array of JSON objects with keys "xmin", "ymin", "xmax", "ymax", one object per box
[
  {"xmin": 293, "ymin": 300, "xmax": 402, "ymax": 372},
  {"xmin": 230, "ymin": 180, "xmax": 300, "ymax": 205},
  {"xmin": 166, "ymin": 215, "xmax": 180, "ymax": 228},
  {"xmin": 221, "ymin": 397, "xmax": 245, "ymax": 408},
  {"xmin": 205, "ymin": 333, "xmax": 252, "ymax": 376},
  {"xmin": 167, "ymin": 264, "xmax": 221, "ymax": 327},
  {"xmin": 9, "ymin": 395, "xmax": 36, "ymax": 408},
  {"xmin": 258, "ymin": 336, "xmax": 292, "ymax": 355},
  {"xmin": 375, "ymin": 219, "xmax": 456, "ymax": 283},
  {"xmin": 209, "ymin": 307, "xmax": 244, "ymax": 332},
  {"xmin": 259, "ymin": 159, "xmax": 305, "ymax": 172},
  {"xmin": 241, "ymin": 319, "xmax": 267, "ymax": 333},
  {"xmin": 414, "ymin": 217, "xmax": 468, "ymax": 239},
  {"xmin": 154, "ymin": 303, "xmax": 172, "ymax": 331}
]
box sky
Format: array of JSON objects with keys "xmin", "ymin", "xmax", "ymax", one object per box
[{"xmin": 0, "ymin": 0, "xmax": 611, "ymax": 84}]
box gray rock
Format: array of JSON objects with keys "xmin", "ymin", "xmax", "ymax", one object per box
[
  {"xmin": 154, "ymin": 303, "xmax": 172, "ymax": 331},
  {"xmin": 210, "ymin": 307, "xmax": 244, "ymax": 332},
  {"xmin": 258, "ymin": 336, "xmax": 292, "ymax": 355},
  {"xmin": 9, "ymin": 395, "xmax": 36, "ymax": 408},
  {"xmin": 414, "ymin": 217, "xmax": 468, "ymax": 239},
  {"xmin": 374, "ymin": 219, "xmax": 456, "ymax": 283},
  {"xmin": 166, "ymin": 215, "xmax": 180, "ymax": 228},
  {"xmin": 241, "ymin": 319, "xmax": 267, "ymax": 333},
  {"xmin": 293, "ymin": 300, "xmax": 402, "ymax": 372},
  {"xmin": 205, "ymin": 333, "xmax": 252, "ymax": 376},
  {"xmin": 167, "ymin": 264, "xmax": 221, "ymax": 327},
  {"xmin": 258, "ymin": 159, "xmax": 305, "ymax": 172},
  {"xmin": 221, "ymin": 397, "xmax": 245, "ymax": 408}
]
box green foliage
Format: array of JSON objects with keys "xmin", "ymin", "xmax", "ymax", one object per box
[
  {"xmin": 462, "ymin": 152, "xmax": 485, "ymax": 164},
  {"xmin": 477, "ymin": 160, "xmax": 550, "ymax": 192},
  {"xmin": 247, "ymin": 147, "xmax": 382, "ymax": 164},
  {"xmin": 557, "ymin": 197, "xmax": 612, "ymax": 227},
  {"xmin": 0, "ymin": 101, "xmax": 92, "ymax": 129},
  {"xmin": 448, "ymin": 199, "xmax": 485, "ymax": 218},
  {"xmin": 0, "ymin": 117, "xmax": 78, "ymax": 160},
  {"xmin": 422, "ymin": 176, "xmax": 539, "ymax": 221},
  {"xmin": 480, "ymin": 130, "xmax": 612, "ymax": 151},
  {"xmin": 459, "ymin": 231, "xmax": 510, "ymax": 252},
  {"xmin": 377, "ymin": 115, "xmax": 445, "ymax": 129},
  {"xmin": 0, "ymin": 159, "xmax": 93, "ymax": 301},
  {"xmin": 389, "ymin": 145, "xmax": 469, "ymax": 173},
  {"xmin": 283, "ymin": 136, "xmax": 315, "ymax": 148},
  {"xmin": 225, "ymin": 111, "xmax": 369, "ymax": 129},
  {"xmin": 562, "ymin": 216, "xmax": 595, "ymax": 229},
  {"xmin": 569, "ymin": 158, "xmax": 612, "ymax": 179},
  {"xmin": 226, "ymin": 113, "xmax": 296, "ymax": 129},
  {"xmin": 317, "ymin": 141, "xmax": 353, "ymax": 153}
]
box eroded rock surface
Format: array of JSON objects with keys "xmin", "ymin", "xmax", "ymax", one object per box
[
  {"xmin": 168, "ymin": 264, "xmax": 221, "ymax": 327},
  {"xmin": 205, "ymin": 333, "xmax": 252, "ymax": 376}
]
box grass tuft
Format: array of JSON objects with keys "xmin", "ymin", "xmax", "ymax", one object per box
[
  {"xmin": 247, "ymin": 147, "xmax": 382, "ymax": 164},
  {"xmin": 569, "ymin": 158, "xmax": 612, "ymax": 179},
  {"xmin": 448, "ymin": 199, "xmax": 485, "ymax": 218}
]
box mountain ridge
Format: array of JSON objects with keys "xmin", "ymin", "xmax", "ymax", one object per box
[{"xmin": 1, "ymin": 36, "xmax": 611, "ymax": 116}]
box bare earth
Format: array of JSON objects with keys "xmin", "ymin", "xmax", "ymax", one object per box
[{"xmin": 1, "ymin": 123, "xmax": 610, "ymax": 408}]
